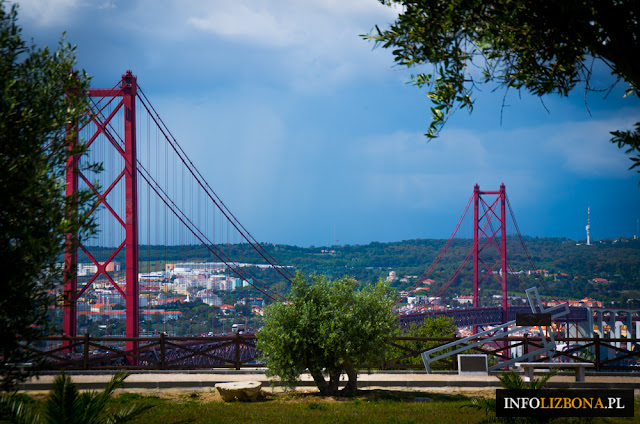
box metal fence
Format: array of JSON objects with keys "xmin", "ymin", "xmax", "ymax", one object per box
[
  {"xmin": 27, "ymin": 333, "xmax": 258, "ymax": 370},
  {"xmin": 24, "ymin": 334, "xmax": 640, "ymax": 372},
  {"xmin": 382, "ymin": 334, "xmax": 640, "ymax": 372}
]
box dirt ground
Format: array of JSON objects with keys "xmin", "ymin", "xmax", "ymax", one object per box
[{"xmin": 107, "ymin": 385, "xmax": 498, "ymax": 404}]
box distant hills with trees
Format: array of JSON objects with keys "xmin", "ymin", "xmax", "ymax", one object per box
[
  {"xmin": 266, "ymin": 237, "xmax": 640, "ymax": 306},
  {"xmin": 83, "ymin": 236, "xmax": 640, "ymax": 306}
]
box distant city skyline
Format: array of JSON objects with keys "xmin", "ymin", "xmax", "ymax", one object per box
[{"xmin": 13, "ymin": 0, "xmax": 640, "ymax": 247}]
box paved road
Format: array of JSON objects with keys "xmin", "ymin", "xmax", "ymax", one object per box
[{"xmin": 18, "ymin": 369, "xmax": 640, "ymax": 394}]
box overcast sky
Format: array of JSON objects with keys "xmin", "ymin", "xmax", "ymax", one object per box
[{"xmin": 13, "ymin": 0, "xmax": 640, "ymax": 246}]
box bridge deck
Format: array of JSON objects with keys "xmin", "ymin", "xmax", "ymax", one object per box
[{"xmin": 399, "ymin": 306, "xmax": 590, "ymax": 328}]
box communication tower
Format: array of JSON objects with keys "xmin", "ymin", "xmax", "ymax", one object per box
[{"xmin": 586, "ymin": 206, "xmax": 591, "ymax": 246}]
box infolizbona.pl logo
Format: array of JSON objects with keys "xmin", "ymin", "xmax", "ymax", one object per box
[{"xmin": 496, "ymin": 389, "xmax": 634, "ymax": 418}]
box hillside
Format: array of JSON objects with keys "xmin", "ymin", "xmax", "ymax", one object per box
[
  {"xmin": 262, "ymin": 237, "xmax": 640, "ymax": 305},
  {"xmin": 80, "ymin": 237, "xmax": 640, "ymax": 305}
]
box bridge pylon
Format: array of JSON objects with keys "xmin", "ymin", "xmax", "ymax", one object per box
[
  {"xmin": 63, "ymin": 71, "xmax": 139, "ymax": 363},
  {"xmin": 473, "ymin": 183, "xmax": 508, "ymax": 325}
]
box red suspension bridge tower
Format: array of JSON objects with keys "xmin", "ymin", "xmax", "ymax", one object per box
[
  {"xmin": 394, "ymin": 183, "xmax": 514, "ymax": 329},
  {"xmin": 473, "ymin": 183, "xmax": 508, "ymax": 324},
  {"xmin": 63, "ymin": 71, "xmax": 140, "ymax": 356}
]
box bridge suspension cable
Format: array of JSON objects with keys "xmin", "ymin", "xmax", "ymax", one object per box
[
  {"xmin": 136, "ymin": 86, "xmax": 294, "ymax": 284},
  {"xmin": 135, "ymin": 158, "xmax": 285, "ymax": 301},
  {"xmin": 394, "ymin": 192, "xmax": 474, "ymax": 306},
  {"xmin": 76, "ymin": 75, "xmax": 291, "ymax": 305},
  {"xmin": 506, "ymin": 194, "xmax": 553, "ymax": 297},
  {"xmin": 89, "ymin": 84, "xmax": 288, "ymax": 301},
  {"xmin": 478, "ymin": 200, "xmax": 529, "ymax": 295},
  {"xmin": 415, "ymin": 194, "xmax": 501, "ymax": 310}
]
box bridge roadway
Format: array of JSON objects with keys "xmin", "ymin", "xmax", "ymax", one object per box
[
  {"xmin": 18, "ymin": 369, "xmax": 640, "ymax": 394},
  {"xmin": 399, "ymin": 306, "xmax": 590, "ymax": 328}
]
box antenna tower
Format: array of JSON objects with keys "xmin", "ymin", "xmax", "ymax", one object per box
[{"xmin": 586, "ymin": 206, "xmax": 591, "ymax": 246}]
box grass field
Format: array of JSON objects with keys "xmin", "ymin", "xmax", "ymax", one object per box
[
  {"xmin": 113, "ymin": 389, "xmax": 640, "ymax": 424},
  {"xmin": 13, "ymin": 388, "xmax": 640, "ymax": 424},
  {"xmin": 116, "ymin": 390, "xmax": 487, "ymax": 424}
]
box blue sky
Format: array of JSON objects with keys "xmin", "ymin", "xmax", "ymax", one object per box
[{"xmin": 14, "ymin": 0, "xmax": 640, "ymax": 247}]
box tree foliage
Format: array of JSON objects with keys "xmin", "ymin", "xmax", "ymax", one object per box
[
  {"xmin": 365, "ymin": 0, "xmax": 640, "ymax": 172},
  {"xmin": 0, "ymin": 1, "xmax": 95, "ymax": 390},
  {"xmin": 257, "ymin": 273, "xmax": 397, "ymax": 396},
  {"xmin": 386, "ymin": 317, "xmax": 456, "ymax": 368}
]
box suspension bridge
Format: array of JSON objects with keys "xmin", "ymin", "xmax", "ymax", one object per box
[
  {"xmin": 55, "ymin": 71, "xmax": 639, "ymax": 368},
  {"xmin": 62, "ymin": 71, "xmax": 293, "ymax": 357}
]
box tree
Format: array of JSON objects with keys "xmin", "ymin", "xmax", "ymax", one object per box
[
  {"xmin": 257, "ymin": 273, "xmax": 397, "ymax": 396},
  {"xmin": 365, "ymin": 0, "xmax": 640, "ymax": 172},
  {"xmin": 0, "ymin": 2, "xmax": 95, "ymax": 390}
]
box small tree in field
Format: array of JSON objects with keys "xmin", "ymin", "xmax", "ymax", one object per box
[{"xmin": 257, "ymin": 273, "xmax": 397, "ymax": 396}]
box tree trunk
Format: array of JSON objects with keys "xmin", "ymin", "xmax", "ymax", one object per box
[
  {"xmin": 308, "ymin": 365, "xmax": 328, "ymax": 395},
  {"xmin": 326, "ymin": 367, "xmax": 342, "ymax": 396},
  {"xmin": 341, "ymin": 356, "xmax": 358, "ymax": 395}
]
